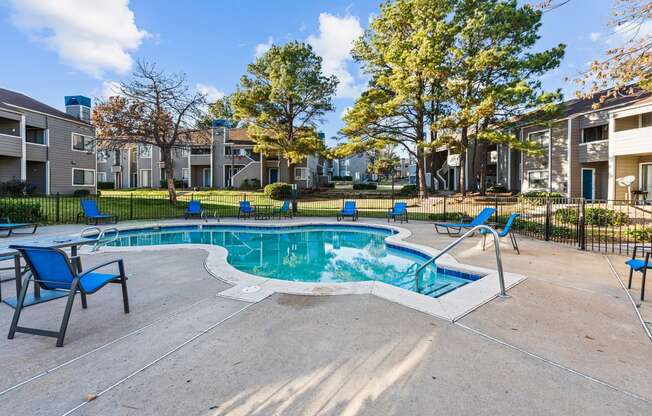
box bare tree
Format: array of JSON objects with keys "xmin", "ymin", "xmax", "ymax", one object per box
[{"xmin": 93, "ymin": 61, "xmax": 209, "ymax": 203}]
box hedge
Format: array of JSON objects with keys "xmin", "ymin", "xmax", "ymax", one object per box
[
  {"xmin": 97, "ymin": 181, "xmax": 115, "ymax": 190},
  {"xmin": 555, "ymin": 207, "xmax": 628, "ymax": 227},
  {"xmin": 159, "ymin": 180, "xmax": 186, "ymax": 188},
  {"xmin": 264, "ymin": 182, "xmax": 292, "ymax": 200},
  {"xmin": 0, "ymin": 202, "xmax": 42, "ymax": 222},
  {"xmin": 352, "ymin": 183, "xmax": 377, "ymax": 190}
]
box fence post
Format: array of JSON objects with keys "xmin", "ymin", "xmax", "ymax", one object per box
[
  {"xmin": 578, "ymin": 198, "xmax": 586, "ymax": 250},
  {"xmin": 494, "ymin": 196, "xmax": 499, "ymax": 223},
  {"xmin": 56, "ymin": 192, "xmax": 60, "ymax": 223},
  {"xmin": 130, "ymin": 192, "xmax": 134, "ymax": 220},
  {"xmin": 443, "ymin": 195, "xmax": 447, "ymax": 219},
  {"xmin": 544, "ymin": 196, "xmax": 551, "ymax": 241}
]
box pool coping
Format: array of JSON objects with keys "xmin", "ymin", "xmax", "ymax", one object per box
[{"xmin": 78, "ymin": 220, "xmax": 526, "ymax": 322}]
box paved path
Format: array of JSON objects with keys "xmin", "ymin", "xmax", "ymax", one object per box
[{"xmin": 0, "ymin": 219, "xmax": 649, "ymax": 415}]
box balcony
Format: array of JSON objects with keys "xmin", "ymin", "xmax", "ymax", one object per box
[
  {"xmin": 111, "ymin": 165, "xmax": 122, "ymax": 173},
  {"xmin": 611, "ymin": 126, "xmax": 652, "ymax": 156},
  {"xmin": 578, "ymin": 140, "xmax": 608, "ymax": 163}
]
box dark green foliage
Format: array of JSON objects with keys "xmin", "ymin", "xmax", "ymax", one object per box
[
  {"xmin": 0, "ymin": 179, "xmax": 36, "ymax": 196},
  {"xmin": 97, "ymin": 182, "xmax": 115, "ymax": 190},
  {"xmin": 73, "ymin": 189, "xmax": 91, "ymax": 197},
  {"xmin": 397, "ymin": 185, "xmax": 417, "ymax": 197},
  {"xmin": 264, "ymin": 182, "xmax": 293, "ymax": 200},
  {"xmin": 332, "ymin": 176, "xmax": 353, "ymax": 181},
  {"xmin": 240, "ymin": 178, "xmax": 261, "ymax": 190},
  {"xmin": 0, "ymin": 202, "xmax": 42, "ymax": 222},
  {"xmin": 352, "ymin": 183, "xmax": 377, "ymax": 190},
  {"xmin": 428, "ymin": 212, "xmax": 470, "ymax": 222},
  {"xmin": 160, "ymin": 180, "xmax": 186, "ymax": 188}
]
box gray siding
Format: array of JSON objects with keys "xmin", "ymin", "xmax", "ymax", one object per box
[
  {"xmin": 47, "ymin": 116, "xmax": 95, "ymax": 194},
  {"xmin": 0, "ymin": 156, "xmax": 20, "ymax": 181},
  {"xmin": 0, "ymin": 134, "xmax": 22, "ymax": 157},
  {"xmin": 24, "ymin": 112, "xmax": 46, "ymax": 129},
  {"xmin": 25, "ymin": 143, "xmax": 47, "ymax": 162},
  {"xmin": 578, "ymin": 140, "xmax": 609, "ymax": 163}
]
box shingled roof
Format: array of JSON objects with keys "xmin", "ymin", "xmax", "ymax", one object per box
[{"xmin": 0, "ymin": 87, "xmax": 90, "ymax": 124}]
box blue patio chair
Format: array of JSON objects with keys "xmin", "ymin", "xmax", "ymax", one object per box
[
  {"xmin": 481, "ymin": 213, "xmax": 520, "ymax": 254},
  {"xmin": 273, "ymin": 200, "xmax": 293, "ymax": 219},
  {"xmin": 7, "ymin": 245, "xmax": 129, "ymax": 347},
  {"xmin": 434, "ymin": 207, "xmax": 496, "ymax": 236},
  {"xmin": 184, "ymin": 200, "xmax": 206, "ymax": 221},
  {"xmin": 238, "ymin": 200, "xmax": 255, "ymax": 219},
  {"xmin": 625, "ymin": 245, "xmax": 651, "ymax": 302},
  {"xmin": 337, "ymin": 201, "xmax": 359, "ymax": 221},
  {"xmin": 387, "ymin": 202, "xmax": 408, "ymax": 223},
  {"xmin": 0, "ymin": 217, "xmax": 38, "ymax": 237},
  {"xmin": 78, "ymin": 199, "xmax": 117, "ymax": 225}
]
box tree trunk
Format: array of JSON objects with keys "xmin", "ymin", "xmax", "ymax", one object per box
[
  {"xmin": 459, "ymin": 126, "xmax": 468, "ymax": 196},
  {"xmin": 162, "ymin": 147, "xmax": 177, "ymax": 204},
  {"xmin": 477, "ymin": 140, "xmax": 489, "ymax": 196},
  {"xmin": 416, "ymin": 147, "xmax": 427, "ymax": 198},
  {"xmin": 429, "ymin": 151, "xmax": 437, "ymax": 192}
]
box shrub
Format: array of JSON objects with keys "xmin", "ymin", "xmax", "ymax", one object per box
[
  {"xmin": 585, "ymin": 208, "xmax": 629, "ymax": 227},
  {"xmin": 325, "ymin": 182, "xmax": 335, "ymax": 188},
  {"xmin": 0, "ymin": 202, "xmax": 42, "ymax": 222},
  {"xmin": 264, "ymin": 182, "xmax": 292, "ymax": 200},
  {"xmin": 159, "ymin": 179, "xmax": 186, "ymax": 188},
  {"xmin": 240, "ymin": 178, "xmax": 261, "ymax": 190},
  {"xmin": 486, "ymin": 184, "xmax": 507, "ymax": 193},
  {"xmin": 97, "ymin": 181, "xmax": 115, "ymax": 190},
  {"xmin": 73, "ymin": 189, "xmax": 91, "ymax": 197},
  {"xmin": 352, "ymin": 183, "xmax": 377, "ymax": 190},
  {"xmin": 518, "ymin": 191, "xmax": 562, "ymax": 205},
  {"xmin": 555, "ymin": 208, "xmax": 579, "ymax": 225},
  {"xmin": 628, "ymin": 227, "xmax": 652, "ymax": 242},
  {"xmin": 0, "ymin": 179, "xmax": 36, "ymax": 196},
  {"xmin": 332, "ymin": 175, "xmax": 353, "ymax": 181},
  {"xmin": 397, "ymin": 184, "xmax": 417, "ymax": 197}
]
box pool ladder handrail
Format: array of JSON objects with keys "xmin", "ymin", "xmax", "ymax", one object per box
[
  {"xmin": 415, "ymin": 224, "xmax": 508, "ymax": 297},
  {"xmin": 80, "ymin": 226, "xmax": 120, "ymax": 252}
]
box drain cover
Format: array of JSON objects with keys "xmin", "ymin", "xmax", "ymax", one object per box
[{"xmin": 242, "ymin": 285, "xmax": 261, "ymax": 294}]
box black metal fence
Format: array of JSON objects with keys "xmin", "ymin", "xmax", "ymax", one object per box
[{"xmin": 2, "ymin": 192, "xmax": 651, "ymax": 255}]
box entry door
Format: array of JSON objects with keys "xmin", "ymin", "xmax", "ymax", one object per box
[
  {"xmin": 141, "ymin": 170, "xmax": 150, "ymax": 187},
  {"xmin": 268, "ymin": 168, "xmax": 278, "ymax": 184},
  {"xmin": 202, "ymin": 168, "xmax": 211, "ymax": 187},
  {"xmin": 642, "ymin": 164, "xmax": 652, "ymax": 200},
  {"xmin": 582, "ymin": 169, "xmax": 594, "ymax": 200}
]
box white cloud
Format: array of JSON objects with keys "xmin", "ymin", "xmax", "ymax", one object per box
[
  {"xmin": 100, "ymin": 80, "xmax": 122, "ymax": 99},
  {"xmin": 8, "ymin": 0, "xmax": 148, "ymax": 78},
  {"xmin": 589, "ymin": 32, "xmax": 601, "ymax": 42},
  {"xmin": 196, "ymin": 83, "xmax": 225, "ymax": 102},
  {"xmin": 254, "ymin": 37, "xmax": 274, "ymax": 58},
  {"xmin": 340, "ymin": 106, "xmax": 352, "ymax": 119},
  {"xmin": 606, "ymin": 20, "xmax": 652, "ymax": 46},
  {"xmin": 307, "ymin": 13, "xmax": 365, "ymax": 99}
]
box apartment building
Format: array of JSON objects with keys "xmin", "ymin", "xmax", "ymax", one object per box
[
  {"xmin": 98, "ymin": 122, "xmax": 328, "ymax": 189},
  {"xmin": 330, "ymin": 153, "xmax": 371, "ymax": 181},
  {"xmin": 0, "ymin": 88, "xmax": 96, "ymax": 195},
  {"xmin": 417, "ymin": 87, "xmax": 652, "ymax": 201}
]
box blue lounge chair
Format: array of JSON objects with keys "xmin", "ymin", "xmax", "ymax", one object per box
[
  {"xmin": 238, "ymin": 201, "xmax": 255, "ymax": 219},
  {"xmin": 7, "ymin": 245, "xmax": 129, "ymax": 347},
  {"xmin": 481, "ymin": 213, "xmax": 520, "ymax": 254},
  {"xmin": 0, "ymin": 218, "xmax": 38, "ymax": 237},
  {"xmin": 184, "ymin": 200, "xmax": 206, "ymax": 221},
  {"xmin": 626, "ymin": 245, "xmax": 651, "ymax": 302},
  {"xmin": 434, "ymin": 207, "xmax": 496, "ymax": 236},
  {"xmin": 387, "ymin": 202, "xmax": 408, "ymax": 223},
  {"xmin": 78, "ymin": 199, "xmax": 117, "ymax": 225},
  {"xmin": 273, "ymin": 200, "xmax": 293, "ymax": 219},
  {"xmin": 337, "ymin": 201, "xmax": 359, "ymax": 221}
]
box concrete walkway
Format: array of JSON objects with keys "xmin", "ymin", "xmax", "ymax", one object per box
[{"xmin": 0, "ymin": 219, "xmax": 650, "ymax": 415}]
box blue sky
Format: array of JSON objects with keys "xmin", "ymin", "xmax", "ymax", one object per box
[{"xmin": 0, "ymin": 1, "xmax": 617, "ymax": 146}]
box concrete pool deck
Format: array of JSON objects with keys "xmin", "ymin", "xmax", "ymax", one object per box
[{"xmin": 0, "ymin": 218, "xmax": 650, "ymax": 415}]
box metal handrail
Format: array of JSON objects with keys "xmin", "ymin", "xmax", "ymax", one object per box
[
  {"xmin": 415, "ymin": 224, "xmax": 507, "ymax": 297},
  {"xmin": 80, "ymin": 226, "xmax": 101, "ymax": 239},
  {"xmin": 91, "ymin": 227, "xmax": 120, "ymax": 252}
]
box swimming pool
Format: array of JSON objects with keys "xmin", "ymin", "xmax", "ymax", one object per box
[{"xmin": 104, "ymin": 224, "xmax": 482, "ymax": 298}]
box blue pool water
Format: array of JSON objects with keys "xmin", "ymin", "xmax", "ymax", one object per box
[{"xmin": 105, "ymin": 225, "xmax": 481, "ymax": 297}]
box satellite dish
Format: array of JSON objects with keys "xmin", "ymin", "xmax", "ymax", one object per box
[
  {"xmin": 617, "ymin": 175, "xmax": 636, "ymax": 203},
  {"xmin": 617, "ymin": 175, "xmax": 635, "ymax": 187}
]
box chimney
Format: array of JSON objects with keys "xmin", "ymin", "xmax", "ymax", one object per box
[{"xmin": 64, "ymin": 95, "xmax": 91, "ymax": 122}]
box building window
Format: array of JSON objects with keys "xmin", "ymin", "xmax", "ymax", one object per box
[
  {"xmin": 642, "ymin": 112, "xmax": 652, "ymax": 128},
  {"xmin": 26, "ymin": 127, "xmax": 46, "ymax": 144},
  {"xmin": 528, "ymin": 130, "xmax": 549, "ymax": 149},
  {"xmin": 614, "ymin": 115, "xmax": 639, "ymax": 132},
  {"xmin": 0, "ymin": 116, "xmax": 20, "ymax": 137},
  {"xmin": 72, "ymin": 133, "xmax": 95, "ymax": 152},
  {"xmin": 582, "ymin": 124, "xmax": 608, "ymax": 143},
  {"xmin": 138, "ymin": 144, "xmax": 152, "ymax": 158},
  {"xmin": 97, "ymin": 172, "xmax": 107, "ymax": 182},
  {"xmin": 191, "ymin": 146, "xmax": 211, "ymax": 155},
  {"xmin": 182, "ymin": 168, "xmax": 190, "ymax": 187},
  {"xmin": 295, "ymin": 167, "xmax": 308, "ymax": 181},
  {"xmin": 527, "ymin": 170, "xmax": 548, "ymax": 190},
  {"xmin": 72, "ymin": 168, "xmax": 95, "ymax": 186},
  {"xmin": 97, "ymin": 150, "xmax": 110, "ymax": 163}
]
